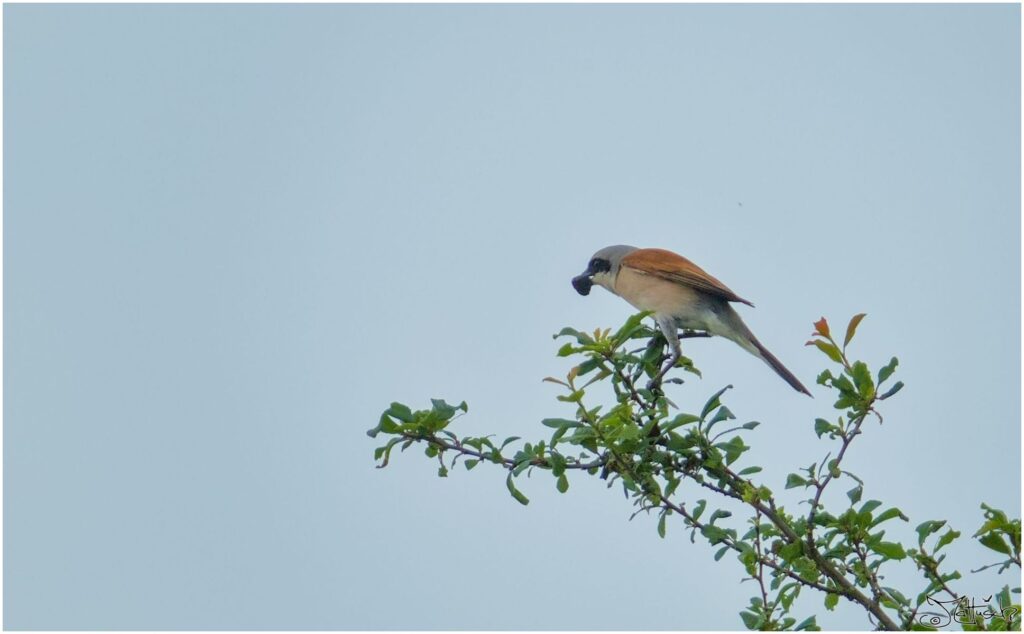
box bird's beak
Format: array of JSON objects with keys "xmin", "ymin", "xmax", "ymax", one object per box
[{"xmin": 572, "ymin": 269, "xmax": 594, "ymax": 296}]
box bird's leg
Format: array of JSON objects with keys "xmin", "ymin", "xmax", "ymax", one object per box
[{"xmin": 647, "ymin": 316, "xmax": 682, "ymax": 391}]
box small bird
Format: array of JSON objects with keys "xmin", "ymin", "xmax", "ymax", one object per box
[{"xmin": 572, "ymin": 245, "xmax": 810, "ymax": 395}]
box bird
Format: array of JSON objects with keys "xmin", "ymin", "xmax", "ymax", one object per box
[{"xmin": 571, "ymin": 245, "xmax": 811, "ymax": 396}]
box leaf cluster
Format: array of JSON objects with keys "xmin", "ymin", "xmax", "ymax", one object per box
[{"xmin": 369, "ymin": 313, "xmax": 1020, "ymax": 631}]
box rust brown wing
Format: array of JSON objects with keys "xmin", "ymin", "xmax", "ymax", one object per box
[{"xmin": 620, "ymin": 248, "xmax": 754, "ymax": 307}]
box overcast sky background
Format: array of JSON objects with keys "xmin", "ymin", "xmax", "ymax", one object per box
[{"xmin": 4, "ymin": 4, "xmax": 1020, "ymax": 630}]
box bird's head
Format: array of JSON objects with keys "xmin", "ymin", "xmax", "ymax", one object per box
[{"xmin": 572, "ymin": 245, "xmax": 638, "ymax": 295}]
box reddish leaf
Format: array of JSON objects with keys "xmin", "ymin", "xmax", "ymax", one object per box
[
  {"xmin": 813, "ymin": 317, "xmax": 830, "ymax": 338},
  {"xmin": 843, "ymin": 313, "xmax": 867, "ymax": 348}
]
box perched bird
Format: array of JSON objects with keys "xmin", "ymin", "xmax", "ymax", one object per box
[{"xmin": 571, "ymin": 245, "xmax": 810, "ymax": 395}]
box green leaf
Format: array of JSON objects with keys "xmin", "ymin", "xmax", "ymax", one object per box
[
  {"xmin": 778, "ymin": 582, "xmax": 799, "ymax": 610},
  {"xmin": 832, "ymin": 373, "xmax": 855, "ymax": 394},
  {"xmin": 708, "ymin": 405, "xmax": 736, "ymax": 427},
  {"xmin": 786, "ymin": 473, "xmax": 808, "ymax": 489},
  {"xmin": 827, "ymin": 459, "xmax": 840, "ymax": 478},
  {"xmin": 700, "ymin": 385, "xmax": 733, "ymax": 421},
  {"xmin": 883, "ymin": 586, "xmax": 909, "ymax": 608},
  {"xmin": 664, "ymin": 476, "xmax": 681, "ymax": 499},
  {"xmin": 556, "ymin": 473, "xmax": 569, "ymax": 494},
  {"xmin": 550, "ymin": 425, "xmax": 572, "ymax": 445},
  {"xmin": 814, "ymin": 418, "xmax": 835, "ymax": 438},
  {"xmin": 979, "ymin": 503, "xmax": 1011, "ymax": 525},
  {"xmin": 556, "ymin": 389, "xmax": 585, "ymax": 403},
  {"xmin": 779, "ymin": 542, "xmax": 803, "ymax": 563},
  {"xmin": 612, "ymin": 311, "xmax": 651, "ymax": 346},
  {"xmin": 430, "ymin": 398, "xmax": 467, "ymax": 419},
  {"xmin": 825, "ymin": 592, "xmax": 840, "ymax": 611},
  {"xmin": 506, "ymin": 473, "xmax": 529, "ymax": 506},
  {"xmin": 794, "ymin": 615, "xmax": 820, "ymax": 631},
  {"xmin": 658, "ymin": 513, "xmax": 667, "ymax": 538},
  {"xmin": 872, "ymin": 541, "xmax": 907, "ymax": 560},
  {"xmin": 871, "ymin": 507, "xmax": 909, "ymax": 527},
  {"xmin": 437, "ymin": 465, "xmax": 448, "ymax": 478},
  {"xmin": 847, "ymin": 485, "xmax": 863, "ymax": 505},
  {"xmin": 662, "ymin": 413, "xmax": 700, "ymax": 433},
  {"xmin": 976, "ymin": 518, "xmax": 1004, "ymax": 537},
  {"xmin": 665, "ymin": 432, "xmax": 695, "ymax": 454},
  {"xmin": 996, "ymin": 585, "xmax": 1013, "ymax": 610},
  {"xmin": 739, "ymin": 610, "xmax": 760, "ymax": 630},
  {"xmin": 701, "ymin": 522, "xmax": 728, "ymax": 545},
  {"xmin": 850, "ymin": 361, "xmax": 874, "ymax": 399},
  {"xmin": 860, "ymin": 500, "xmax": 883, "ymax": 515},
  {"xmin": 541, "ymin": 418, "xmax": 579, "ymax": 429},
  {"xmin": 464, "ymin": 459, "xmax": 479, "ymax": 471},
  {"xmin": 856, "ymin": 509, "xmax": 873, "ymax": 529},
  {"xmin": 816, "ymin": 369, "xmax": 834, "ymax": 386},
  {"xmin": 709, "ymin": 509, "xmax": 733, "ymax": 524},
  {"xmin": 547, "ymin": 452, "xmax": 567, "ymax": 477},
  {"xmin": 714, "ymin": 545, "xmax": 730, "ymax": 561},
  {"xmin": 692, "ymin": 499, "xmax": 707, "ymax": 521},
  {"xmin": 576, "ymin": 357, "xmax": 602, "ymax": 377},
  {"xmin": 935, "ymin": 529, "xmax": 960, "ymax": 552},
  {"xmin": 553, "ymin": 326, "xmax": 583, "ymax": 340},
  {"xmin": 843, "ymin": 313, "xmax": 867, "ymax": 348},
  {"xmin": 367, "ymin": 409, "xmax": 404, "ymax": 438},
  {"xmin": 741, "ymin": 421, "xmax": 760, "ymax": 430},
  {"xmin": 879, "ymin": 381, "xmax": 904, "ymax": 400},
  {"xmin": 878, "ymin": 357, "xmax": 899, "ymax": 384},
  {"xmin": 373, "ymin": 437, "xmax": 403, "ymax": 468},
  {"xmin": 916, "ymin": 520, "xmax": 946, "ymax": 546},
  {"xmin": 738, "ymin": 466, "xmax": 763, "ymax": 476},
  {"xmin": 808, "ymin": 340, "xmax": 844, "ymax": 364},
  {"xmin": 979, "ymin": 532, "xmax": 1012, "ymax": 555},
  {"xmin": 833, "ymin": 396, "xmax": 858, "ymax": 410},
  {"xmin": 717, "ymin": 436, "xmax": 749, "ymax": 466},
  {"xmin": 387, "ymin": 402, "xmax": 415, "ymax": 423},
  {"xmin": 793, "ymin": 556, "xmax": 819, "ymax": 581}
]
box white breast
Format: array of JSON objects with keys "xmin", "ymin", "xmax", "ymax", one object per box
[{"xmin": 611, "ymin": 267, "xmax": 711, "ymax": 329}]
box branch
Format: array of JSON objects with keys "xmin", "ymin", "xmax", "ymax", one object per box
[
  {"xmin": 753, "ymin": 511, "xmax": 775, "ymax": 624},
  {"xmin": 372, "ymin": 313, "xmax": 936, "ymax": 631},
  {"xmin": 399, "ymin": 431, "xmax": 608, "ymax": 473}
]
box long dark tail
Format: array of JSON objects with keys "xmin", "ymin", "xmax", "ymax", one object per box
[
  {"xmin": 719, "ymin": 307, "xmax": 812, "ymax": 396},
  {"xmin": 749, "ymin": 335, "xmax": 812, "ymax": 396}
]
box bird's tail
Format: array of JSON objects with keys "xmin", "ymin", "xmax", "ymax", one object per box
[
  {"xmin": 719, "ymin": 309, "xmax": 812, "ymax": 397},
  {"xmin": 747, "ymin": 334, "xmax": 812, "ymax": 396}
]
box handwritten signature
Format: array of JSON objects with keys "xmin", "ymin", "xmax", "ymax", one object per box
[{"xmin": 917, "ymin": 596, "xmax": 1019, "ymax": 628}]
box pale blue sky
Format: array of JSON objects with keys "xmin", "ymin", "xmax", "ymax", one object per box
[{"xmin": 4, "ymin": 4, "xmax": 1020, "ymax": 630}]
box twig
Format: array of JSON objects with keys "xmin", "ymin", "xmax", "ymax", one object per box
[{"xmin": 399, "ymin": 431, "xmax": 607, "ymax": 472}]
